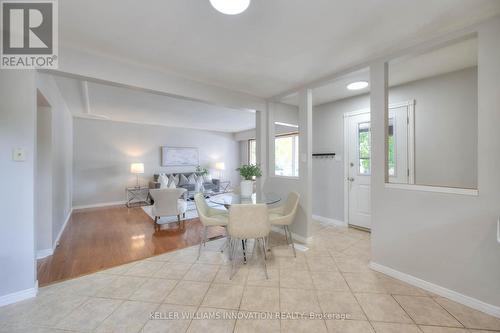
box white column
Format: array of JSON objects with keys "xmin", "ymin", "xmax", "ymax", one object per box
[
  {"xmin": 370, "ymin": 61, "xmax": 388, "ymax": 256},
  {"xmin": 255, "ymin": 108, "xmax": 268, "ymax": 191},
  {"xmin": 298, "ymin": 89, "xmax": 313, "ymax": 240}
]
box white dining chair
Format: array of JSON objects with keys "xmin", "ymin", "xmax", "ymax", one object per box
[
  {"xmin": 228, "ymin": 204, "xmax": 270, "ymax": 279},
  {"xmin": 149, "ymin": 188, "xmax": 188, "ymax": 229},
  {"xmin": 194, "ymin": 193, "xmax": 228, "ymax": 259},
  {"xmin": 268, "ymin": 191, "xmax": 300, "ymax": 257}
]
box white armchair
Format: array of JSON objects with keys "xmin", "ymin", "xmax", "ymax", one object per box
[
  {"xmin": 149, "ymin": 188, "xmax": 188, "ymax": 229},
  {"xmin": 269, "ymin": 191, "xmax": 300, "ymax": 257}
]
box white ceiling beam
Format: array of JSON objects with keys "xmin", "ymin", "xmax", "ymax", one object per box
[{"xmin": 48, "ymin": 46, "xmax": 266, "ymax": 112}]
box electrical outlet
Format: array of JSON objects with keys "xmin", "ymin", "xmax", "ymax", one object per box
[{"xmin": 12, "ymin": 148, "xmax": 26, "ymax": 161}]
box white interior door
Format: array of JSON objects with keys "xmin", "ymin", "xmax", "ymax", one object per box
[{"xmin": 346, "ymin": 112, "xmax": 371, "ymax": 229}]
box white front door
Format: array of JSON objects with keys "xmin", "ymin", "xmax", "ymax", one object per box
[{"xmin": 346, "ymin": 112, "xmax": 371, "ymax": 229}]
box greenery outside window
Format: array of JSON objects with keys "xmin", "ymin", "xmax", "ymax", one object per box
[{"xmin": 275, "ymin": 133, "xmax": 299, "ymax": 177}]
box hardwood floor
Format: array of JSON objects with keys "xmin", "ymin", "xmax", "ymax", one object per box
[{"xmin": 37, "ymin": 205, "xmax": 225, "ymax": 286}]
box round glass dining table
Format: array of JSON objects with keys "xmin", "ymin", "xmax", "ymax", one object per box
[{"xmin": 209, "ymin": 192, "xmax": 281, "ymax": 208}]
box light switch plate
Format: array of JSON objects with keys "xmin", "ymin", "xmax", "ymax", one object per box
[{"xmin": 12, "ymin": 148, "xmax": 26, "ymax": 161}]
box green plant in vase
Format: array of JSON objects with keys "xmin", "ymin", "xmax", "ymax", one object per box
[{"xmin": 236, "ymin": 164, "xmax": 262, "ymax": 197}]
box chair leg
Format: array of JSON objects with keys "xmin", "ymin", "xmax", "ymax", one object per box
[
  {"xmin": 262, "ymin": 238, "xmax": 267, "ymax": 261},
  {"xmin": 228, "ymin": 236, "xmax": 233, "ymax": 260},
  {"xmin": 259, "ymin": 238, "xmax": 269, "ymax": 280},
  {"xmin": 230, "ymin": 238, "xmax": 238, "ymax": 280},
  {"xmin": 197, "ymin": 226, "xmax": 207, "ymax": 260},
  {"xmin": 154, "ymin": 217, "xmax": 159, "ymax": 231},
  {"xmin": 283, "ymin": 225, "xmax": 289, "ymax": 244},
  {"xmin": 285, "ymin": 225, "xmax": 296, "ymax": 257},
  {"xmin": 203, "ymin": 226, "xmax": 208, "ymax": 247},
  {"xmin": 242, "ymin": 240, "xmax": 247, "ymax": 264}
]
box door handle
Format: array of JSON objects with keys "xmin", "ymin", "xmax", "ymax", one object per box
[{"xmin": 347, "ymin": 177, "xmax": 355, "ymax": 182}]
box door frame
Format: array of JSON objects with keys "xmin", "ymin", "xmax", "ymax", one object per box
[{"xmin": 343, "ymin": 100, "xmax": 415, "ymax": 226}]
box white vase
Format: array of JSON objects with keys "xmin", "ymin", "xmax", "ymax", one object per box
[{"xmin": 240, "ymin": 180, "xmax": 254, "ymax": 197}]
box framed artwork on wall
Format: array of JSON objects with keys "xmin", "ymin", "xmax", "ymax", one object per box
[{"xmin": 161, "ymin": 147, "xmax": 199, "ymax": 166}]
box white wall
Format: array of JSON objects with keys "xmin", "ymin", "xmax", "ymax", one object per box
[
  {"xmin": 312, "ymin": 67, "xmax": 478, "ymax": 221},
  {"xmin": 36, "ymin": 73, "xmax": 74, "ymax": 253},
  {"xmin": 390, "ymin": 67, "xmax": 478, "ymax": 188},
  {"xmin": 36, "ymin": 106, "xmax": 53, "ymax": 253},
  {"xmin": 0, "ymin": 71, "xmax": 37, "ymax": 304},
  {"xmin": 73, "ymin": 118, "xmax": 240, "ymax": 207},
  {"xmin": 371, "ymin": 17, "xmax": 500, "ymax": 311}
]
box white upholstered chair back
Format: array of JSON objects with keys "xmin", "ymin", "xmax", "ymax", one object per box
[
  {"xmin": 194, "ymin": 193, "xmax": 210, "ymax": 219},
  {"xmin": 150, "ymin": 188, "xmax": 187, "ymax": 217},
  {"xmin": 283, "ymin": 191, "xmax": 300, "ymax": 216},
  {"xmin": 228, "ymin": 204, "xmax": 270, "ymax": 239}
]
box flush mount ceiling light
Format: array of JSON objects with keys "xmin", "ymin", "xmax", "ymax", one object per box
[
  {"xmin": 210, "ymin": 0, "xmax": 251, "ymax": 15},
  {"xmin": 347, "ymin": 81, "xmax": 369, "ymax": 90}
]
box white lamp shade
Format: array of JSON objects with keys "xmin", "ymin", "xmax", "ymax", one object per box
[
  {"xmin": 215, "ymin": 162, "xmax": 226, "ymax": 170},
  {"xmin": 130, "ymin": 163, "xmax": 144, "ymax": 174}
]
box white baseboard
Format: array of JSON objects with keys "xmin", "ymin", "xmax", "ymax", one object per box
[
  {"xmin": 36, "ymin": 248, "xmax": 53, "ymax": 259},
  {"xmin": 36, "ymin": 208, "xmax": 73, "ymax": 260},
  {"xmin": 72, "ymin": 201, "xmax": 126, "ymax": 210},
  {"xmin": 0, "ymin": 282, "xmax": 38, "ymax": 307},
  {"xmin": 312, "ymin": 215, "xmax": 347, "ymax": 227},
  {"xmin": 369, "ymin": 261, "xmax": 500, "ymax": 319},
  {"xmin": 271, "ymin": 226, "xmax": 313, "ymax": 244}
]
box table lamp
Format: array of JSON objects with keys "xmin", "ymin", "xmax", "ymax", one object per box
[
  {"xmin": 215, "ymin": 162, "xmax": 225, "ymax": 180},
  {"xmin": 130, "ymin": 163, "xmax": 144, "ymax": 188}
]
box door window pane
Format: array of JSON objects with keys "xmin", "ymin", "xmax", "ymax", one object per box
[{"xmin": 358, "ymin": 122, "xmax": 371, "ymax": 175}]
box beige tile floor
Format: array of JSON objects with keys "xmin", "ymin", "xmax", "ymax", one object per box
[{"xmin": 1, "ymin": 221, "xmax": 499, "ymax": 333}]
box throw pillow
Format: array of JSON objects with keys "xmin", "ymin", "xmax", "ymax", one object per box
[
  {"xmin": 203, "ymin": 174, "xmax": 212, "ymax": 183},
  {"xmin": 158, "ymin": 174, "xmax": 169, "ymax": 189},
  {"xmin": 187, "ymin": 173, "xmax": 197, "ymax": 184},
  {"xmin": 168, "ymin": 180, "xmax": 176, "ymax": 189},
  {"xmin": 179, "ymin": 174, "xmax": 189, "ymax": 186},
  {"xmin": 168, "ymin": 174, "xmax": 179, "ymax": 186}
]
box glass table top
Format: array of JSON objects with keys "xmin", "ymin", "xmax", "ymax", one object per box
[{"xmin": 209, "ymin": 192, "xmax": 281, "ymax": 206}]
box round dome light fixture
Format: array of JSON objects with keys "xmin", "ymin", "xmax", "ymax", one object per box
[
  {"xmin": 347, "ymin": 81, "xmax": 369, "ymax": 90},
  {"xmin": 210, "ymin": 0, "xmax": 251, "ymax": 15}
]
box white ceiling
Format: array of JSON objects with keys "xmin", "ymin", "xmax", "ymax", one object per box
[
  {"xmin": 281, "ymin": 37, "xmax": 478, "ymax": 106},
  {"xmin": 59, "ymin": 0, "xmax": 500, "ymax": 98},
  {"xmin": 53, "ymin": 75, "xmax": 256, "ymax": 133}
]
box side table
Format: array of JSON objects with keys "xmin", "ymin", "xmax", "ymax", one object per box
[{"xmin": 126, "ymin": 186, "xmax": 151, "ymax": 208}]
